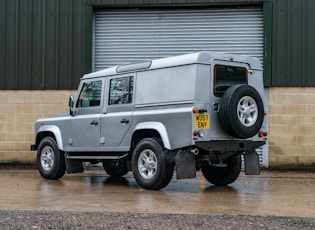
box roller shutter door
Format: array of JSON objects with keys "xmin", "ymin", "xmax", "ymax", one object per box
[
  {"xmin": 93, "ymin": 7, "xmax": 263, "ymax": 70},
  {"xmin": 93, "ymin": 6, "xmax": 268, "ymax": 167}
]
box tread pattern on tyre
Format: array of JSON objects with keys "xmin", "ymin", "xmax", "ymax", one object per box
[
  {"xmin": 37, "ymin": 137, "xmax": 66, "ymax": 180},
  {"xmin": 131, "ymin": 138, "xmax": 174, "ymax": 190},
  {"xmin": 219, "ymin": 84, "xmax": 264, "ymax": 139}
]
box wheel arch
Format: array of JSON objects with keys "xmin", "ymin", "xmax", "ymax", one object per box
[
  {"xmin": 132, "ymin": 122, "xmax": 171, "ymax": 149},
  {"xmin": 36, "ymin": 125, "xmax": 64, "ymax": 150}
]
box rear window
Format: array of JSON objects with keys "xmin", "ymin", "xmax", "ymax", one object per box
[{"xmin": 214, "ymin": 65, "xmax": 248, "ymax": 97}]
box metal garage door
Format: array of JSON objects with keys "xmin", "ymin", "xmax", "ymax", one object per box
[
  {"xmin": 93, "ymin": 7, "xmax": 263, "ymax": 70},
  {"xmin": 93, "ymin": 6, "xmax": 268, "ymax": 168}
]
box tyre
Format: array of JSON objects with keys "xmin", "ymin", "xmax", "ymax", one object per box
[
  {"xmin": 201, "ymin": 155, "xmax": 241, "ymax": 186},
  {"xmin": 219, "ymin": 84, "xmax": 264, "ymax": 139},
  {"xmin": 131, "ymin": 138, "xmax": 174, "ymax": 190},
  {"xmin": 37, "ymin": 137, "xmax": 66, "ymax": 180},
  {"xmin": 103, "ymin": 160, "xmax": 129, "ymax": 177}
]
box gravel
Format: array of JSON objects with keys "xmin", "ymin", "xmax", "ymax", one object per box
[{"xmin": 0, "ymin": 210, "xmax": 315, "ymax": 230}]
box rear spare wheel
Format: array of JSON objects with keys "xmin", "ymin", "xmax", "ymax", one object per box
[{"xmin": 219, "ymin": 84, "xmax": 264, "ymax": 139}]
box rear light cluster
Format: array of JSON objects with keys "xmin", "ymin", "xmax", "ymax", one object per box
[
  {"xmin": 193, "ymin": 130, "xmax": 204, "ymax": 137},
  {"xmin": 192, "ymin": 107, "xmax": 207, "ymax": 138},
  {"xmin": 258, "ymin": 131, "xmax": 268, "ymax": 138}
]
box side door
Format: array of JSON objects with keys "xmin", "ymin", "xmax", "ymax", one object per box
[
  {"xmin": 100, "ymin": 75, "xmax": 134, "ymax": 152},
  {"xmin": 69, "ymin": 79, "xmax": 103, "ymax": 151}
]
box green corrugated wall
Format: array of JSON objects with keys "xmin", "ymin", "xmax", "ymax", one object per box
[{"xmin": 0, "ymin": 0, "xmax": 314, "ymax": 89}]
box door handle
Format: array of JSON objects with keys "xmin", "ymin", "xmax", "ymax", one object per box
[
  {"xmin": 120, "ymin": 119, "xmax": 129, "ymax": 124},
  {"xmin": 90, "ymin": 120, "xmax": 98, "ymax": 126}
]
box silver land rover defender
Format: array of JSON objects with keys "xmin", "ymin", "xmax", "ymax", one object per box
[{"xmin": 31, "ymin": 51, "xmax": 267, "ymax": 190}]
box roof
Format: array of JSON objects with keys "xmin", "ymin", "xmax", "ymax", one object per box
[{"xmin": 83, "ymin": 51, "xmax": 262, "ymax": 79}]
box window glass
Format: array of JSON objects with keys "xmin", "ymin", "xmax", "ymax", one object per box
[
  {"xmin": 109, "ymin": 76, "xmax": 134, "ymax": 105},
  {"xmin": 76, "ymin": 80, "xmax": 102, "ymax": 107},
  {"xmin": 214, "ymin": 65, "xmax": 247, "ymax": 97}
]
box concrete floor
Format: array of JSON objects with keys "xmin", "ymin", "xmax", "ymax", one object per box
[{"xmin": 0, "ymin": 168, "xmax": 314, "ymax": 218}]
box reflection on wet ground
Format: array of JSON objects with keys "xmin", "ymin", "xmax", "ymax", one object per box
[{"xmin": 0, "ymin": 168, "xmax": 315, "ymax": 218}]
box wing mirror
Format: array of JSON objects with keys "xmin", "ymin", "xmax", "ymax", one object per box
[{"xmin": 69, "ymin": 95, "xmax": 75, "ymax": 116}]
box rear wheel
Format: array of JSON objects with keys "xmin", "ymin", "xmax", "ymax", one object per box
[
  {"xmin": 103, "ymin": 160, "xmax": 128, "ymax": 177},
  {"xmin": 131, "ymin": 138, "xmax": 174, "ymax": 190},
  {"xmin": 201, "ymin": 155, "xmax": 241, "ymax": 186},
  {"xmin": 37, "ymin": 137, "xmax": 66, "ymax": 180}
]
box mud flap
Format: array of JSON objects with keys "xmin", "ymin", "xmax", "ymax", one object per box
[
  {"xmin": 66, "ymin": 158, "xmax": 83, "ymax": 173},
  {"xmin": 244, "ymin": 150, "xmax": 260, "ymax": 175},
  {"xmin": 175, "ymin": 150, "xmax": 196, "ymax": 179}
]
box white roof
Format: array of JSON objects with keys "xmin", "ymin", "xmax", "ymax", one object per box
[{"xmin": 83, "ymin": 51, "xmax": 262, "ymax": 79}]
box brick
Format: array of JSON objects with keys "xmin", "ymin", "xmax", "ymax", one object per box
[
  {"xmin": 5, "ymin": 151, "xmax": 25, "ymax": 161},
  {"xmin": 298, "ymin": 115, "xmax": 315, "ymax": 125},
  {"xmin": 277, "ymin": 115, "xmax": 297, "ymax": 125},
  {"xmin": 0, "ymin": 152, "xmax": 7, "ymax": 163},
  {"xmin": 23, "ymin": 151, "xmax": 36, "ymax": 163},
  {"xmin": 307, "ymin": 87, "xmax": 315, "ymax": 95},
  {"xmin": 16, "ymin": 104, "xmax": 33, "ymax": 113},
  {"xmin": 286, "ymin": 87, "xmax": 307, "ymax": 95},
  {"xmin": 14, "ymin": 142, "xmax": 31, "ymax": 151},
  {"xmin": 0, "ymin": 133, "xmax": 6, "ymax": 141},
  {"xmin": 7, "ymin": 133, "xmax": 25, "ymax": 142},
  {"xmin": 269, "ymin": 104, "xmax": 286, "ymax": 115},
  {"xmin": 295, "ymin": 94, "xmax": 315, "ymax": 104},
  {"xmin": 25, "ymin": 94, "xmax": 43, "ymax": 104},
  {"xmin": 14, "ymin": 123, "xmax": 33, "ymax": 133},
  {"xmin": 277, "ymin": 95, "xmax": 299, "ymax": 104},
  {"xmin": 32, "ymin": 104, "xmax": 52, "ymax": 113},
  {"xmin": 268, "ymin": 156, "xmax": 278, "ymax": 167},
  {"xmin": 275, "ymin": 135, "xmax": 296, "ymax": 146},
  {"xmin": 286, "ymin": 125, "xmax": 307, "ymax": 136},
  {"xmin": 269, "ymin": 145, "xmax": 286, "ymax": 156},
  {"xmin": 0, "ymin": 94, "xmax": 6, "ymax": 104},
  {"xmin": 306, "ymin": 146, "xmax": 315, "ymax": 156},
  {"xmin": 268, "ymin": 114, "xmax": 278, "ymax": 125},
  {"xmin": 285, "ymin": 146, "xmax": 306, "ymax": 156},
  {"xmin": 269, "ymin": 94, "xmax": 277, "ymax": 105},
  {"xmin": 0, "ymin": 104, "xmax": 16, "ymax": 113},
  {"xmin": 277, "ymin": 156, "xmax": 298, "ymax": 166},
  {"xmin": 286, "ymin": 104, "xmax": 307, "ymax": 115},
  {"xmin": 0, "ymin": 142, "xmax": 15, "ymax": 151},
  {"xmin": 43, "ymin": 94, "xmax": 62, "ymax": 104},
  {"xmin": 270, "ymin": 87, "xmax": 287, "ymax": 95},
  {"xmin": 25, "ymin": 133, "xmax": 35, "ymax": 142},
  {"xmin": 52, "ymin": 104, "xmax": 68, "ymax": 113},
  {"xmin": 297, "ymin": 136, "xmax": 315, "ymax": 146},
  {"xmin": 298, "ymin": 157, "xmax": 315, "ymax": 166},
  {"xmin": 269, "ymin": 125, "xmax": 286, "ymax": 135},
  {"xmin": 0, "ymin": 123, "xmax": 14, "ymax": 132},
  {"xmin": 6, "ymin": 92, "xmax": 25, "ymax": 104}
]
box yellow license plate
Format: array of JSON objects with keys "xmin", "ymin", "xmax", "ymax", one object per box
[{"xmin": 194, "ymin": 114, "xmax": 210, "ymax": 129}]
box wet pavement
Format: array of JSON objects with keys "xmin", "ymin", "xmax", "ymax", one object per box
[{"xmin": 0, "ymin": 168, "xmax": 315, "ymax": 218}]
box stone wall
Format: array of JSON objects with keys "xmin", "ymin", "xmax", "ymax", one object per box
[
  {"xmin": 0, "ymin": 90, "xmax": 75, "ymax": 163},
  {"xmin": 1, "ymin": 88, "xmax": 315, "ymax": 167},
  {"xmin": 269, "ymin": 87, "xmax": 315, "ymax": 167}
]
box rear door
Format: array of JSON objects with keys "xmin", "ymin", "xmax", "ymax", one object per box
[{"xmin": 100, "ymin": 75, "xmax": 134, "ymax": 151}]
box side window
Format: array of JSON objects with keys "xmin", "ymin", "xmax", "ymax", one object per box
[
  {"xmin": 109, "ymin": 76, "xmax": 134, "ymax": 105},
  {"xmin": 76, "ymin": 80, "xmax": 102, "ymax": 107},
  {"xmin": 214, "ymin": 65, "xmax": 248, "ymax": 97}
]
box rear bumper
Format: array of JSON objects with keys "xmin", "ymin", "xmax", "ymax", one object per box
[{"xmin": 195, "ymin": 140, "xmax": 265, "ymax": 152}]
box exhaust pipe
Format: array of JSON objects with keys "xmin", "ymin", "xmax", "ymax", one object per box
[{"xmin": 190, "ymin": 148, "xmax": 199, "ymax": 155}]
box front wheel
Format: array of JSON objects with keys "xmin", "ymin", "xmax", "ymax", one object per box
[
  {"xmin": 201, "ymin": 155, "xmax": 241, "ymax": 186},
  {"xmin": 37, "ymin": 137, "xmax": 66, "ymax": 180},
  {"xmin": 131, "ymin": 138, "xmax": 174, "ymax": 190}
]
